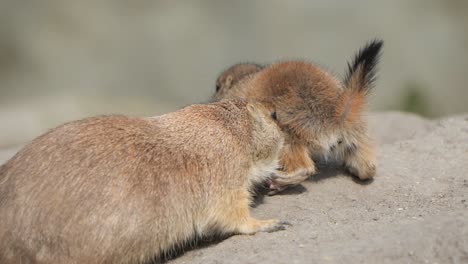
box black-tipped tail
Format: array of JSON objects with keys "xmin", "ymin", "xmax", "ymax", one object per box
[{"xmin": 343, "ymin": 39, "xmax": 383, "ymax": 93}]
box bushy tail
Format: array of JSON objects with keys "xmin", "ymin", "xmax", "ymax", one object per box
[{"xmin": 338, "ymin": 39, "xmax": 383, "ymax": 124}]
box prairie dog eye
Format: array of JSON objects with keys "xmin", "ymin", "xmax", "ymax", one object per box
[
  {"xmin": 271, "ymin": 111, "xmax": 278, "ymax": 121},
  {"xmin": 337, "ymin": 139, "xmax": 343, "ymax": 145}
]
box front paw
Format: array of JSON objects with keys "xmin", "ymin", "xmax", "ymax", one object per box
[
  {"xmin": 267, "ymin": 168, "xmax": 313, "ymax": 195},
  {"xmin": 257, "ymin": 219, "xmax": 291, "ymax": 233},
  {"xmin": 238, "ymin": 218, "xmax": 291, "ymax": 234}
]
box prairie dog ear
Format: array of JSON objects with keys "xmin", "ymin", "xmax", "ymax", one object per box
[
  {"xmin": 343, "ymin": 39, "xmax": 383, "ymax": 94},
  {"xmin": 247, "ymin": 103, "xmax": 266, "ymax": 125},
  {"xmin": 225, "ymin": 75, "xmax": 234, "ymax": 87},
  {"xmin": 247, "ymin": 103, "xmax": 258, "ymax": 117},
  {"xmin": 247, "ymin": 103, "xmax": 278, "ymax": 127}
]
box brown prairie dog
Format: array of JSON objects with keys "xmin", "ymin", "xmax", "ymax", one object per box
[
  {"xmin": 0, "ymin": 99, "xmax": 287, "ymax": 264},
  {"xmin": 214, "ymin": 40, "xmax": 383, "ymax": 194}
]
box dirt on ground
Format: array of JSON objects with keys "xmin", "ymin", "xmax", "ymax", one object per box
[{"xmin": 1, "ymin": 111, "xmax": 467, "ymax": 263}]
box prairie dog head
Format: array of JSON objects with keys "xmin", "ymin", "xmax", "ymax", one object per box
[
  {"xmin": 245, "ymin": 101, "xmax": 283, "ymax": 165},
  {"xmin": 214, "ymin": 63, "xmax": 264, "ymax": 101},
  {"xmin": 198, "ymin": 99, "xmax": 283, "ymax": 170}
]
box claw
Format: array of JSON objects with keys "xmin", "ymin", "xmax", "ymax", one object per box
[{"xmin": 267, "ymin": 185, "xmax": 288, "ymax": 196}]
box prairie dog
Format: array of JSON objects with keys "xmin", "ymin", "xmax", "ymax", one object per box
[
  {"xmin": 0, "ymin": 99, "xmax": 287, "ymax": 264},
  {"xmin": 213, "ymin": 40, "xmax": 383, "ymax": 194},
  {"xmin": 214, "ymin": 63, "xmax": 264, "ymax": 101}
]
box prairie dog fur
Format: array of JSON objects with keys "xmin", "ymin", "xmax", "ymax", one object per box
[
  {"xmin": 213, "ymin": 40, "xmax": 383, "ymax": 193},
  {"xmin": 0, "ymin": 99, "xmax": 286, "ymax": 263},
  {"xmin": 214, "ymin": 63, "xmax": 264, "ymax": 101}
]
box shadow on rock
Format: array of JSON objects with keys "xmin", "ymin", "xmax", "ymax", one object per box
[
  {"xmin": 351, "ymin": 175, "xmax": 374, "ymax": 185},
  {"xmin": 250, "ymin": 182, "xmax": 307, "ymax": 205},
  {"xmin": 155, "ymin": 234, "xmax": 230, "ymax": 264},
  {"xmin": 310, "ymin": 163, "xmax": 375, "ymax": 186},
  {"xmin": 276, "ymin": 184, "xmax": 308, "ymax": 195}
]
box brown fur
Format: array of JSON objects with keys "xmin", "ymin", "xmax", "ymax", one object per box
[
  {"xmin": 213, "ymin": 41, "xmax": 383, "ymax": 193},
  {"xmin": 214, "ymin": 63, "xmax": 264, "ymax": 101},
  {"xmin": 0, "ymin": 99, "xmax": 287, "ymax": 263}
]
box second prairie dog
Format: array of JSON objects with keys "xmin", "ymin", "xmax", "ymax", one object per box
[
  {"xmin": 214, "ymin": 63, "xmax": 264, "ymax": 101},
  {"xmin": 0, "ymin": 99, "xmax": 287, "ymax": 264},
  {"xmin": 214, "ymin": 40, "xmax": 383, "ymax": 194}
]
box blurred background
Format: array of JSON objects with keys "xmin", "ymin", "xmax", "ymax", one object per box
[{"xmin": 0, "ymin": 0, "xmax": 467, "ymax": 148}]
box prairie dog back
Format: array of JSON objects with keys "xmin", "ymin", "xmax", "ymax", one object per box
[{"xmin": 0, "ymin": 99, "xmax": 286, "ymax": 264}]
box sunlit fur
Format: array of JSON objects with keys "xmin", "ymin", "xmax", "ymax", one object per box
[{"xmin": 213, "ymin": 40, "xmax": 383, "ymax": 192}]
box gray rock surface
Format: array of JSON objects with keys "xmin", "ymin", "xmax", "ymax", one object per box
[
  {"xmin": 367, "ymin": 111, "xmax": 435, "ymax": 145},
  {"xmin": 1, "ymin": 111, "xmax": 467, "ymax": 263}
]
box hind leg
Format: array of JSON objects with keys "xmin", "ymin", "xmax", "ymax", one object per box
[
  {"xmin": 212, "ymin": 189, "xmax": 290, "ymax": 235},
  {"xmin": 343, "ymin": 139, "xmax": 376, "ymax": 180}
]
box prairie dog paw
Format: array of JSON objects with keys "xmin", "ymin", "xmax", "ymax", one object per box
[
  {"xmin": 238, "ymin": 218, "xmax": 291, "ymax": 234},
  {"xmin": 347, "ymin": 161, "xmax": 376, "ymax": 180},
  {"xmin": 267, "ymin": 168, "xmax": 313, "ymax": 195},
  {"xmin": 258, "ymin": 219, "xmax": 291, "ymax": 233}
]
